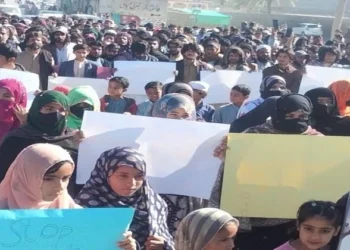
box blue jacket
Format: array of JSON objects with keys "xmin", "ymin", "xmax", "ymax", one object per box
[{"xmin": 58, "ymin": 60, "xmax": 97, "ymax": 78}]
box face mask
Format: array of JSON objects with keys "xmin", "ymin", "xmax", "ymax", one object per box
[
  {"xmin": 278, "ymin": 119, "xmax": 310, "ymax": 134},
  {"xmin": 0, "ymin": 100, "xmax": 14, "ymax": 121},
  {"xmin": 314, "ymin": 104, "xmax": 335, "ymax": 117},
  {"xmin": 262, "ymin": 89, "xmax": 290, "ymax": 99},
  {"xmin": 70, "ymin": 105, "xmax": 93, "ymax": 119},
  {"xmin": 38, "ymin": 111, "xmax": 65, "ymax": 127}
]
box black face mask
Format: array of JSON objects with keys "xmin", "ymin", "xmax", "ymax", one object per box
[
  {"xmin": 70, "ymin": 105, "xmax": 93, "ymax": 119},
  {"xmin": 262, "ymin": 89, "xmax": 290, "ymax": 99},
  {"xmin": 38, "ymin": 111, "xmax": 65, "ymax": 127},
  {"xmin": 277, "ymin": 118, "xmax": 310, "ymax": 134},
  {"xmin": 314, "ymin": 104, "xmax": 336, "ymax": 118}
]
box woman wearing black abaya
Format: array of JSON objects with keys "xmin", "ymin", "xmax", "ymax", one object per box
[{"xmin": 305, "ymin": 87, "xmax": 350, "ymax": 136}]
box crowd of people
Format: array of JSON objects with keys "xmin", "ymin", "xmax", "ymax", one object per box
[{"xmin": 0, "ymin": 13, "xmax": 350, "ymax": 250}]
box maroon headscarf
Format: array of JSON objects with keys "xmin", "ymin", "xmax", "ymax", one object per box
[{"xmin": 0, "ymin": 78, "xmax": 27, "ymax": 141}]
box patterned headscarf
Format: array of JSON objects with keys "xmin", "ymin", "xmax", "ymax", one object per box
[
  {"xmin": 151, "ymin": 93, "xmax": 196, "ymax": 120},
  {"xmin": 175, "ymin": 208, "xmax": 239, "ymax": 250},
  {"xmin": 75, "ymin": 147, "xmax": 174, "ymax": 249}
]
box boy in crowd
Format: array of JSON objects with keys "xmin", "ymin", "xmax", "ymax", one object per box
[
  {"xmin": 100, "ymin": 76, "xmax": 137, "ymax": 114},
  {"xmin": 58, "ymin": 44, "xmax": 97, "ymax": 78},
  {"xmin": 137, "ymin": 81, "xmax": 163, "ymax": 116},
  {"xmin": 213, "ymin": 84, "xmax": 251, "ymax": 124},
  {"xmin": 189, "ymin": 81, "xmax": 215, "ymax": 122},
  {"xmin": 0, "ymin": 43, "xmax": 25, "ymax": 71}
]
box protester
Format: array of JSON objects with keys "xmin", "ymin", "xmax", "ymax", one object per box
[
  {"xmin": 215, "ymin": 46, "xmax": 250, "ymax": 71},
  {"xmin": 167, "ymin": 39, "xmax": 183, "ymax": 62},
  {"xmin": 137, "ymin": 81, "xmax": 163, "ymax": 116},
  {"xmin": 202, "ymin": 40, "xmax": 222, "ymax": 66},
  {"xmin": 0, "ymin": 78, "xmax": 27, "ymax": 141},
  {"xmin": 274, "ymin": 201, "xmax": 341, "ymax": 250},
  {"xmin": 0, "ymin": 143, "xmax": 79, "ymax": 209},
  {"xmin": 67, "ymin": 86, "xmax": 100, "ymax": 130},
  {"xmin": 75, "ymin": 147, "xmax": 175, "ymax": 250},
  {"xmin": 53, "ymin": 85, "xmax": 71, "ymax": 95},
  {"xmin": 17, "ymin": 32, "xmax": 54, "ymax": 90},
  {"xmin": 254, "ymin": 45, "xmax": 273, "ymax": 71},
  {"xmin": 175, "ymin": 208, "xmax": 239, "ymax": 250},
  {"xmin": 189, "ymin": 81, "xmax": 215, "ymax": 122},
  {"xmin": 43, "ymin": 26, "xmax": 75, "ymax": 65},
  {"xmin": 213, "ymin": 84, "xmax": 250, "ymax": 124},
  {"xmin": 100, "ymin": 76, "xmax": 137, "ymax": 115},
  {"xmin": 86, "ymin": 41, "xmax": 111, "ymax": 67},
  {"xmin": 309, "ymin": 46, "xmax": 339, "ymax": 67},
  {"xmin": 328, "ymin": 80, "xmax": 350, "ymax": 116},
  {"xmin": 305, "ymin": 87, "xmax": 350, "ymax": 136},
  {"xmin": 131, "ymin": 40, "xmax": 158, "ymax": 62},
  {"xmin": 58, "ymin": 44, "xmax": 97, "ymax": 78},
  {"xmin": 237, "ymin": 75, "xmax": 289, "ymax": 118},
  {"xmin": 263, "ymin": 48, "xmax": 303, "ymax": 93},
  {"xmin": 0, "ymin": 43, "xmax": 25, "ymax": 71}
]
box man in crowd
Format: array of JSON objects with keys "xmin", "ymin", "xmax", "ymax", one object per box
[
  {"xmin": 0, "ymin": 43, "xmax": 25, "ymax": 71},
  {"xmin": 43, "ymin": 26, "xmax": 75, "ymax": 65},
  {"xmin": 167, "ymin": 39, "xmax": 183, "ymax": 62},
  {"xmin": 17, "ymin": 32, "xmax": 54, "ymax": 90}
]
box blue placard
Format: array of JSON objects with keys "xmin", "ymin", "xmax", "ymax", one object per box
[{"xmin": 0, "ymin": 208, "xmax": 135, "ymax": 250}]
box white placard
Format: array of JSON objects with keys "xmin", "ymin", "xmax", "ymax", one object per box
[
  {"xmin": 0, "ymin": 69, "xmax": 40, "ymax": 107},
  {"xmin": 77, "ymin": 111, "xmax": 229, "ymax": 199},
  {"xmin": 114, "ymin": 61, "xmax": 176, "ymax": 95}
]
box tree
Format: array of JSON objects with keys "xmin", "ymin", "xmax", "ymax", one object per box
[
  {"xmin": 233, "ymin": 0, "xmax": 297, "ymax": 14},
  {"xmin": 331, "ymin": 0, "xmax": 349, "ymax": 37}
]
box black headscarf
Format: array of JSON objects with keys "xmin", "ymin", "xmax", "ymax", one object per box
[
  {"xmin": 305, "ymin": 88, "xmax": 350, "ymax": 136},
  {"xmin": 271, "ymin": 94, "xmax": 313, "ymax": 134},
  {"xmin": 230, "ymin": 96, "xmax": 279, "ymax": 133},
  {"xmin": 260, "ymin": 75, "xmax": 290, "ymax": 99}
]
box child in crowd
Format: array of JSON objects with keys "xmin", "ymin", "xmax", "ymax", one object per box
[
  {"xmin": 274, "ymin": 200, "xmax": 341, "ymax": 250},
  {"xmin": 137, "ymin": 81, "xmax": 163, "ymax": 116},
  {"xmin": 189, "ymin": 81, "xmax": 215, "ymax": 122},
  {"xmin": 100, "ymin": 76, "xmax": 137, "ymax": 115},
  {"xmin": 213, "ymin": 84, "xmax": 251, "ymax": 124}
]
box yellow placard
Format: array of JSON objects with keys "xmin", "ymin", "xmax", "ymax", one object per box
[{"xmin": 221, "ymin": 133, "xmax": 350, "ymax": 219}]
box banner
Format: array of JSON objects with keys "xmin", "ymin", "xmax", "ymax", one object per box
[
  {"xmin": 221, "ymin": 134, "xmax": 350, "ymax": 219},
  {"xmin": 0, "ymin": 69, "xmax": 40, "ymax": 106},
  {"xmin": 77, "ymin": 111, "xmax": 229, "ymax": 199},
  {"xmin": 0, "ymin": 208, "xmax": 134, "ymax": 250}
]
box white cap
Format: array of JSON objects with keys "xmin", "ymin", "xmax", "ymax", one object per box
[
  {"xmin": 189, "ymin": 81, "xmax": 210, "ymax": 93},
  {"xmin": 53, "ymin": 26, "xmax": 68, "ymax": 34}
]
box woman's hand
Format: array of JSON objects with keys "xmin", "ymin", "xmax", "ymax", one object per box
[
  {"xmin": 213, "ymin": 136, "xmax": 229, "ymax": 161},
  {"xmin": 73, "ymin": 130, "xmax": 85, "ymax": 143},
  {"xmin": 13, "ymin": 105, "xmax": 27, "ymax": 125},
  {"xmin": 117, "ymin": 231, "xmax": 137, "ymax": 250},
  {"xmin": 145, "ymin": 235, "xmax": 165, "ymax": 250}
]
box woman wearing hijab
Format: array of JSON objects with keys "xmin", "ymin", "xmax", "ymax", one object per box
[
  {"xmin": 237, "ymin": 75, "xmax": 289, "ymax": 118},
  {"xmin": 175, "ymin": 208, "xmax": 239, "ymax": 250},
  {"xmin": 53, "ymin": 84, "xmax": 72, "ymax": 95},
  {"xmin": 328, "ymin": 80, "xmax": 350, "ymax": 116},
  {"xmin": 304, "ymin": 87, "xmax": 350, "ymax": 136},
  {"xmin": 151, "ymin": 93, "xmax": 208, "ymax": 236},
  {"xmin": 210, "ymin": 94, "xmax": 322, "ymax": 250},
  {"xmin": 75, "ymin": 147, "xmax": 174, "ymax": 250},
  {"xmin": 0, "ymin": 90, "xmax": 82, "ymax": 196},
  {"xmin": 67, "ymin": 86, "xmax": 100, "ymax": 130},
  {"xmin": 243, "ymin": 94, "xmax": 321, "ymax": 135},
  {"xmin": 0, "ymin": 143, "xmax": 79, "ymax": 209},
  {"xmin": 0, "ymin": 78, "xmax": 27, "ymax": 141}
]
